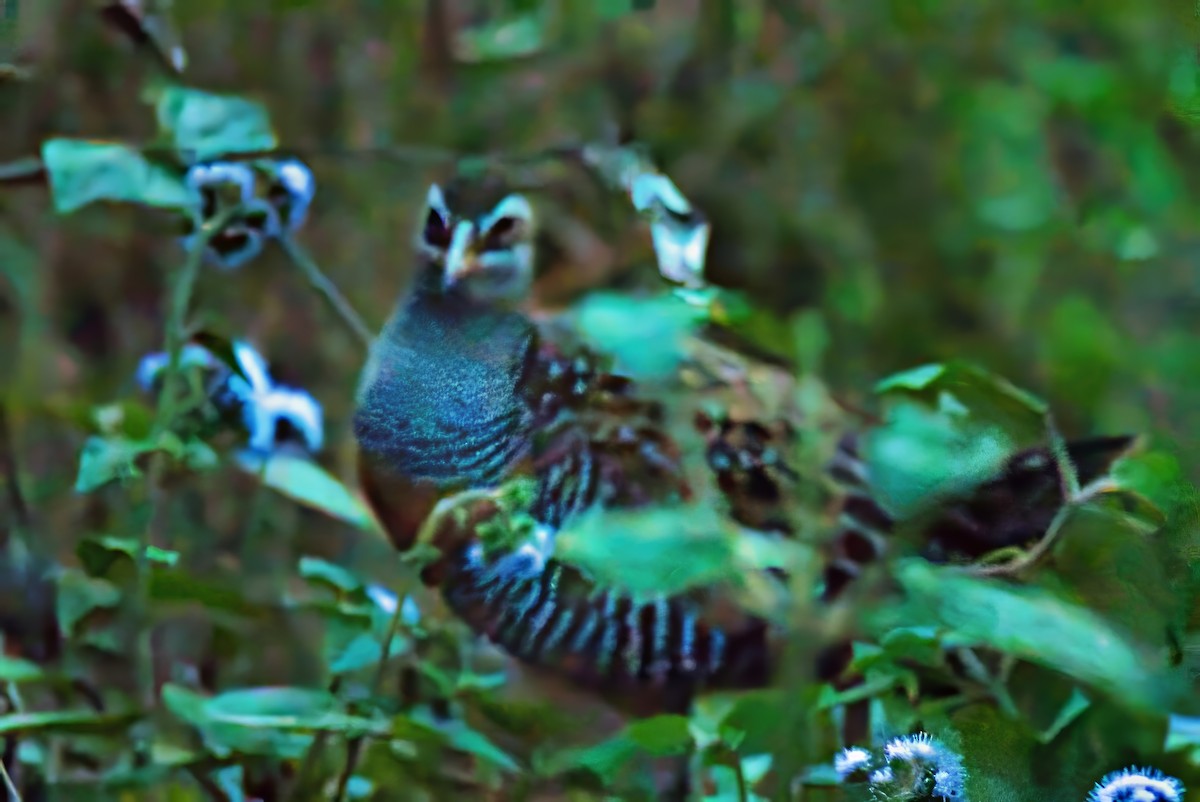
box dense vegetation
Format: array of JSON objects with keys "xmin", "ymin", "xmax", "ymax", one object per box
[{"xmin": 3, "ymin": 2, "xmax": 1200, "ymax": 800}]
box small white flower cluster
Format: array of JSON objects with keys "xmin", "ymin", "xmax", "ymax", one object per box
[
  {"xmin": 1087, "ymin": 766, "xmax": 1184, "ymax": 802},
  {"xmin": 181, "ymin": 157, "xmax": 315, "ymax": 269},
  {"xmin": 136, "ymin": 339, "xmax": 323, "ymax": 454},
  {"xmin": 835, "ymin": 731, "xmax": 967, "ymax": 801}
]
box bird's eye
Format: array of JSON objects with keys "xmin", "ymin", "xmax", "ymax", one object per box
[
  {"xmin": 482, "ymin": 216, "xmax": 518, "ymax": 251},
  {"xmin": 424, "ymin": 208, "xmax": 451, "ymax": 248}
]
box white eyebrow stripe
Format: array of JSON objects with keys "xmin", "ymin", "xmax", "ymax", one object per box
[{"xmin": 480, "ymin": 194, "xmax": 534, "ymax": 232}]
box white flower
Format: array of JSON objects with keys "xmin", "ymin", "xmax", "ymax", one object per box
[
  {"xmin": 1088, "ymin": 766, "xmax": 1184, "ymax": 802},
  {"xmin": 272, "ymin": 158, "xmax": 316, "ymax": 231},
  {"xmin": 136, "ymin": 339, "xmax": 324, "ymax": 455},
  {"xmin": 227, "ymin": 340, "xmax": 324, "ymax": 454},
  {"xmin": 885, "ymin": 731, "xmax": 940, "ymax": 763},
  {"xmin": 835, "ymin": 746, "xmax": 873, "ymax": 779},
  {"xmin": 185, "ymin": 161, "xmax": 255, "ymax": 203}
]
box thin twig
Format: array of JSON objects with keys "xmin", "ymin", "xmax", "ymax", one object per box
[
  {"xmin": 283, "ymin": 676, "xmax": 342, "ymax": 802},
  {"xmin": 136, "ymin": 206, "xmax": 243, "ymax": 727},
  {"xmin": 331, "ymin": 598, "xmax": 408, "ymax": 802},
  {"xmin": 275, "ymin": 237, "xmax": 373, "ymax": 350},
  {"xmin": 0, "ymin": 756, "xmax": 22, "ymax": 802},
  {"xmin": 965, "ymin": 476, "xmax": 1118, "ymax": 578}
]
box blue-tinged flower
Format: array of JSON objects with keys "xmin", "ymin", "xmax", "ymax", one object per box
[
  {"xmin": 837, "ymin": 732, "xmax": 967, "ymax": 801},
  {"xmin": 835, "ymin": 746, "xmax": 874, "ymax": 780},
  {"xmin": 366, "ymin": 584, "xmax": 422, "ymax": 627},
  {"xmin": 1088, "ymin": 766, "xmax": 1184, "ymax": 802},
  {"xmin": 136, "ymin": 343, "xmax": 221, "ymax": 392},
  {"xmin": 135, "ymin": 339, "xmax": 323, "ymax": 455},
  {"xmin": 185, "ymin": 161, "xmax": 256, "ymax": 211},
  {"xmin": 225, "ymin": 340, "xmax": 324, "ymax": 454},
  {"xmin": 267, "ymin": 157, "xmax": 315, "ymax": 232}
]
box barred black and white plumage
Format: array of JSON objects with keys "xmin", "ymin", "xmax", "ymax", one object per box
[{"xmin": 434, "ymin": 519, "xmax": 770, "ymax": 712}]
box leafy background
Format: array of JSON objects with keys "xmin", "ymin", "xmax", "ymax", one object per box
[{"xmin": 4, "ymin": 1, "xmax": 1200, "ymax": 800}]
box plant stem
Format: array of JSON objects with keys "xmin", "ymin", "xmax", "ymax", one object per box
[
  {"xmin": 0, "ymin": 757, "xmax": 21, "ymax": 802},
  {"xmin": 966, "ymin": 476, "xmax": 1118, "ymax": 579},
  {"xmin": 136, "ymin": 207, "xmax": 241, "ymax": 730},
  {"xmin": 284, "ymin": 676, "xmax": 343, "ymax": 802},
  {"xmin": 331, "ymin": 593, "xmax": 408, "ymax": 802},
  {"xmin": 276, "ymin": 236, "xmax": 373, "ymax": 350}
]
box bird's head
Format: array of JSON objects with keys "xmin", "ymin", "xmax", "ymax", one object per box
[{"xmin": 415, "ymin": 177, "xmax": 537, "ymax": 305}]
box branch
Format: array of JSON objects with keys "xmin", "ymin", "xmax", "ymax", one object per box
[{"xmin": 275, "ymin": 237, "xmax": 373, "ymax": 350}]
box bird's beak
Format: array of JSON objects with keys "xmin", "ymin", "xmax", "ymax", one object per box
[{"xmin": 443, "ymin": 221, "xmax": 480, "ymax": 289}]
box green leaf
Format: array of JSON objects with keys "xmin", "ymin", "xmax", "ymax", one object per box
[
  {"xmin": 0, "ymin": 710, "xmax": 141, "ymax": 736},
  {"xmin": 41, "ymin": 138, "xmax": 198, "ymax": 214},
  {"xmin": 1111, "ymin": 449, "xmax": 1191, "ymax": 514},
  {"xmin": 56, "ymin": 569, "xmax": 122, "ymax": 635},
  {"xmin": 536, "ymin": 716, "xmax": 687, "ymax": 786},
  {"xmin": 77, "ymin": 535, "xmax": 179, "ymax": 577},
  {"xmin": 167, "ymin": 684, "xmax": 387, "ymax": 760},
  {"xmin": 874, "ymin": 360, "xmax": 1048, "ymax": 419},
  {"xmin": 624, "ymin": 715, "xmax": 693, "ymax": 756},
  {"xmin": 235, "ymin": 451, "xmax": 379, "ymax": 531},
  {"xmin": 455, "ymin": 13, "xmax": 544, "ymax": 62},
  {"xmin": 568, "ymin": 290, "xmax": 707, "ymax": 380},
  {"xmin": 75, "ymin": 434, "xmax": 217, "ymax": 493},
  {"xmin": 324, "ymin": 616, "xmax": 408, "ymax": 676},
  {"xmin": 154, "ymin": 86, "xmax": 277, "ymax": 161},
  {"xmin": 872, "ymin": 363, "xmax": 947, "ymax": 393},
  {"xmin": 555, "ymin": 503, "xmax": 739, "ymax": 597},
  {"xmin": 74, "ymin": 436, "xmax": 154, "ymax": 492},
  {"xmin": 863, "ymin": 400, "xmax": 1014, "ymax": 519},
  {"xmin": 299, "ymin": 556, "xmax": 364, "ymax": 595},
  {"xmin": 0, "ymin": 655, "xmax": 50, "ymax": 684},
  {"xmin": 889, "ymin": 560, "xmax": 1182, "ymax": 712}
]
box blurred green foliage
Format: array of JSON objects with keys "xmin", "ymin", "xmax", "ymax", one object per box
[{"xmin": 4, "ymin": 1, "xmax": 1200, "ymax": 800}]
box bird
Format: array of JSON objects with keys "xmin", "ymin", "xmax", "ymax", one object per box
[
  {"xmin": 353, "ymin": 174, "xmax": 773, "ymax": 723},
  {"xmin": 351, "ymin": 171, "xmax": 1139, "ymax": 765}
]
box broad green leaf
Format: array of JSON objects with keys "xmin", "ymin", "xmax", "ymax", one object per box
[
  {"xmin": 873, "ymin": 360, "xmax": 1048, "ymax": 420},
  {"xmin": 398, "ymin": 709, "xmax": 521, "ymax": 773},
  {"xmin": 536, "ymin": 716, "xmax": 687, "ymax": 787},
  {"xmin": 0, "ymin": 710, "xmax": 141, "ymax": 736},
  {"xmin": 567, "ymin": 290, "xmax": 706, "ymax": 380},
  {"xmin": 167, "ymin": 685, "xmax": 387, "ymax": 759},
  {"xmin": 324, "ymin": 615, "xmax": 408, "ymax": 676},
  {"xmin": 951, "ymin": 698, "xmax": 1169, "ymax": 802},
  {"xmin": 1111, "ymin": 449, "xmax": 1192, "ymax": 514},
  {"xmin": 299, "ymin": 556, "xmax": 364, "ymax": 595},
  {"xmin": 0, "ymin": 655, "xmax": 49, "ymax": 684},
  {"xmin": 154, "ymin": 86, "xmax": 277, "ymax": 161},
  {"xmin": 890, "ymin": 560, "xmax": 1181, "ymax": 712},
  {"xmin": 75, "ymin": 434, "xmax": 217, "ymax": 493},
  {"xmin": 77, "ymin": 535, "xmax": 179, "ymax": 577},
  {"xmin": 56, "ymin": 570, "xmax": 122, "ymax": 635},
  {"xmin": 624, "ymin": 715, "xmax": 693, "ymax": 756},
  {"xmin": 235, "ymin": 451, "xmax": 378, "ymax": 531},
  {"xmin": 41, "ymin": 138, "xmax": 198, "ymax": 213},
  {"xmin": 555, "ymin": 503, "xmax": 739, "ymax": 597},
  {"xmin": 74, "ymin": 435, "xmax": 154, "ymax": 492},
  {"xmin": 863, "ymin": 400, "xmax": 1014, "ymax": 519}
]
